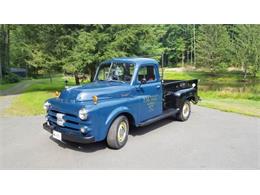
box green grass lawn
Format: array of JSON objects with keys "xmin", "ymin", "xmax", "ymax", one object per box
[
  {"xmin": 164, "ymin": 70, "xmax": 260, "ymax": 117},
  {"xmin": 199, "ymin": 98, "xmax": 260, "ymax": 117},
  {"xmin": 3, "ymin": 76, "xmax": 77, "ymax": 116},
  {"xmin": 6, "ymin": 91, "xmax": 55, "ymax": 116},
  {"xmin": 2, "ymin": 70, "xmax": 260, "ymax": 117}
]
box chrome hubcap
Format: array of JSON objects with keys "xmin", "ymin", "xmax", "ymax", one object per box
[
  {"xmin": 117, "ymin": 121, "xmax": 127, "ymax": 143},
  {"xmin": 182, "ymin": 103, "xmax": 190, "ymax": 118}
]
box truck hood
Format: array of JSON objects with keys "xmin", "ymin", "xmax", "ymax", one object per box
[{"xmin": 59, "ymin": 81, "xmax": 132, "ymax": 102}]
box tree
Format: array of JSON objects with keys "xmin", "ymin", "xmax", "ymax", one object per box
[
  {"xmin": 196, "ymin": 25, "xmax": 231, "ymax": 72},
  {"xmin": 17, "ymin": 25, "xmax": 82, "ymax": 81},
  {"xmin": 0, "ymin": 24, "xmax": 10, "ymax": 77},
  {"xmin": 161, "ymin": 25, "xmax": 186, "ymax": 65},
  {"xmin": 4, "ymin": 24, "xmax": 259, "ymax": 83},
  {"xmin": 62, "ymin": 24, "xmax": 165, "ymax": 84},
  {"xmin": 106, "ymin": 25, "xmax": 163, "ymax": 60},
  {"xmin": 233, "ymin": 25, "xmax": 260, "ymax": 79},
  {"xmin": 63, "ymin": 30, "xmax": 97, "ymax": 84}
]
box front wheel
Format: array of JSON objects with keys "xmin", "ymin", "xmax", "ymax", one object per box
[
  {"xmin": 107, "ymin": 115, "xmax": 129, "ymax": 149},
  {"xmin": 175, "ymin": 100, "xmax": 191, "ymax": 121}
]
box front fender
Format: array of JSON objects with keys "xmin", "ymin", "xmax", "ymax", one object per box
[{"xmin": 105, "ymin": 106, "xmax": 134, "ymax": 128}]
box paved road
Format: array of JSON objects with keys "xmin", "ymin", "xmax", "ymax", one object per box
[{"xmin": 0, "ymin": 106, "xmax": 259, "ymax": 169}]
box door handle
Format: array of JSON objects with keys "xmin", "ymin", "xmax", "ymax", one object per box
[{"xmin": 156, "ymin": 85, "xmax": 161, "ymax": 89}]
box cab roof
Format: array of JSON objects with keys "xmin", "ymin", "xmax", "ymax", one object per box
[{"xmin": 102, "ymin": 57, "xmax": 159, "ymax": 66}]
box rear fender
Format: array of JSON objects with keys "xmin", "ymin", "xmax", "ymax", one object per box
[{"xmin": 173, "ymin": 87, "xmax": 198, "ymax": 108}]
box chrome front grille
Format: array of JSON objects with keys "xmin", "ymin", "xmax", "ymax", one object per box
[{"xmin": 47, "ymin": 109, "xmax": 80, "ymax": 131}]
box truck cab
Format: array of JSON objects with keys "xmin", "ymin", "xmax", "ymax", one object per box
[{"xmin": 43, "ymin": 57, "xmax": 199, "ymax": 149}]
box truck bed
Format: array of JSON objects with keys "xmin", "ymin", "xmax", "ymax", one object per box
[
  {"xmin": 163, "ymin": 79, "xmax": 198, "ymax": 90},
  {"xmin": 162, "ymin": 79, "xmax": 199, "ymax": 110}
]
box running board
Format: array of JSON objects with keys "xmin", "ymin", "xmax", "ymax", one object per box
[{"xmin": 137, "ymin": 108, "xmax": 179, "ymax": 127}]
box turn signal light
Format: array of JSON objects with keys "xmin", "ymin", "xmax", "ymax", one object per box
[
  {"xmin": 93, "ymin": 96, "xmax": 98, "ymax": 104},
  {"xmin": 55, "ymin": 91, "xmax": 60, "ymax": 97}
]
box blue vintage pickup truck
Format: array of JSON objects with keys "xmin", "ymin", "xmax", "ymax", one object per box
[{"xmin": 43, "ymin": 57, "xmax": 199, "ymax": 149}]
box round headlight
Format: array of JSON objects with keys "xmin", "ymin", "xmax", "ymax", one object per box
[
  {"xmin": 79, "ymin": 108, "xmax": 88, "ymax": 120},
  {"xmin": 43, "ymin": 101, "xmax": 51, "ymax": 111}
]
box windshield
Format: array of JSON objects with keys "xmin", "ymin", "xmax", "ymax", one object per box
[{"xmin": 95, "ymin": 62, "xmax": 135, "ymax": 83}]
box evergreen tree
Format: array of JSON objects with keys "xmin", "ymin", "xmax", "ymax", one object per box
[
  {"xmin": 2, "ymin": 24, "xmax": 259, "ymax": 82},
  {"xmin": 196, "ymin": 25, "xmax": 231, "ymax": 71},
  {"xmin": 233, "ymin": 24, "xmax": 260, "ymax": 79}
]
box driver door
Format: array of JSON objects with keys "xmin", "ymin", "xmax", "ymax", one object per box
[{"xmin": 136, "ymin": 64, "xmax": 162, "ymax": 122}]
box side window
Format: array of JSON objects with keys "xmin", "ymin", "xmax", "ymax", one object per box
[{"xmin": 138, "ymin": 65, "xmax": 156, "ymax": 83}]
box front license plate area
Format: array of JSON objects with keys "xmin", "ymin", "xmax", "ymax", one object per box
[{"xmin": 53, "ymin": 130, "xmax": 62, "ymax": 141}]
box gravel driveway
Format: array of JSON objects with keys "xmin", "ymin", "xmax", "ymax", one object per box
[{"xmin": 0, "ymin": 106, "xmax": 259, "ymax": 169}]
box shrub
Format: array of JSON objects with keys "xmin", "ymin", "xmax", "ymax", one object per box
[{"xmin": 4, "ymin": 72, "xmax": 21, "ymax": 83}]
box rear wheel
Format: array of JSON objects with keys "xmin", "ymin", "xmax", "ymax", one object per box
[
  {"xmin": 176, "ymin": 100, "xmax": 191, "ymax": 121},
  {"xmin": 107, "ymin": 115, "xmax": 129, "ymax": 149}
]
